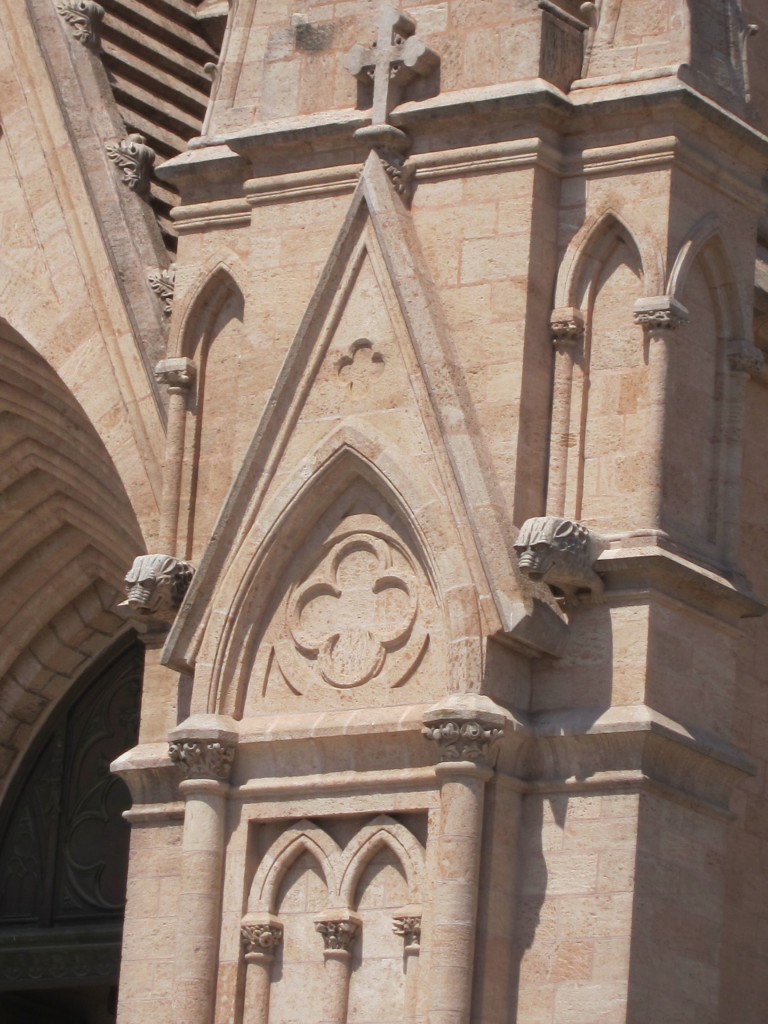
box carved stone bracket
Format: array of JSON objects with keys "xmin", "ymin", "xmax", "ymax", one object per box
[
  {"xmin": 315, "ymin": 914, "xmax": 361, "ymax": 955},
  {"xmin": 155, "ymin": 357, "xmax": 196, "ymax": 393},
  {"xmin": 514, "ymin": 516, "xmax": 605, "ymax": 607},
  {"xmin": 241, "ymin": 917, "xmax": 283, "ymax": 959},
  {"xmin": 168, "ymin": 739, "xmax": 235, "ymax": 780},
  {"xmin": 105, "ymin": 134, "xmax": 155, "ymax": 196},
  {"xmin": 550, "ymin": 306, "xmax": 585, "ymax": 346},
  {"xmin": 56, "ymin": 0, "xmax": 104, "ymax": 50},
  {"xmin": 148, "ymin": 266, "xmax": 176, "ymax": 316},
  {"xmin": 423, "ymin": 696, "xmax": 506, "ymax": 765},
  {"xmin": 118, "ymin": 554, "xmax": 194, "ymax": 624},
  {"xmin": 392, "ymin": 912, "xmax": 421, "ymax": 950},
  {"xmin": 632, "ymin": 295, "xmax": 689, "ymax": 331},
  {"xmin": 728, "ymin": 339, "xmax": 766, "ymax": 378}
]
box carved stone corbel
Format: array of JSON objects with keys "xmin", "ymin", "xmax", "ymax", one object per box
[
  {"xmin": 514, "ymin": 516, "xmax": 605, "ymax": 607},
  {"xmin": 632, "ymin": 295, "xmax": 689, "ymax": 331},
  {"xmin": 155, "ymin": 357, "xmax": 196, "ymax": 393},
  {"xmin": 56, "ymin": 0, "xmax": 104, "ymax": 50},
  {"xmin": 105, "ymin": 134, "xmax": 155, "ymax": 196},
  {"xmin": 550, "ymin": 306, "xmax": 585, "ymax": 346}
]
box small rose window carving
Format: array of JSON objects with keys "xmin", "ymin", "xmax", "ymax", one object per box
[{"xmin": 289, "ymin": 536, "xmax": 418, "ymax": 688}]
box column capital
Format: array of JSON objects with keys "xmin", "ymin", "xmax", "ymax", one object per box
[
  {"xmin": 422, "ymin": 695, "xmax": 506, "ymax": 765},
  {"xmin": 392, "ymin": 908, "xmax": 422, "ymax": 950},
  {"xmin": 155, "ymin": 357, "xmax": 196, "ymax": 391},
  {"xmin": 550, "ymin": 306, "xmax": 585, "ymax": 346},
  {"xmin": 241, "ymin": 914, "xmax": 283, "ymax": 960},
  {"xmin": 632, "ymin": 295, "xmax": 689, "ymax": 331},
  {"xmin": 168, "ymin": 715, "xmax": 238, "ymax": 781},
  {"xmin": 314, "ymin": 912, "xmax": 362, "ymax": 956}
]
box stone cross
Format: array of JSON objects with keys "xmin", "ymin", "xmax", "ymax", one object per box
[{"xmin": 344, "ymin": 6, "xmax": 438, "ymax": 146}]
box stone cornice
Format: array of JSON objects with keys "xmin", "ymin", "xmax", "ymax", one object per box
[{"xmin": 595, "ymin": 543, "xmax": 766, "ymax": 622}]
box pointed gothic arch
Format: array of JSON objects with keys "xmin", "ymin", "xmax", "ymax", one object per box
[
  {"xmin": 668, "ymin": 219, "xmax": 745, "ymax": 340},
  {"xmin": 248, "ymin": 820, "xmax": 343, "ymax": 914},
  {"xmin": 171, "ymin": 257, "xmax": 247, "ymax": 360},
  {"xmin": 338, "ymin": 815, "xmax": 425, "ymax": 909},
  {"xmin": 554, "ymin": 207, "xmax": 663, "ymax": 312}
]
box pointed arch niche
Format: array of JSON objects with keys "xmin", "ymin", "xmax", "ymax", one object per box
[
  {"xmin": 212, "ymin": 447, "xmax": 450, "ymax": 719},
  {"xmin": 664, "ymin": 226, "xmax": 746, "ymax": 564},
  {"xmin": 548, "ymin": 211, "xmax": 653, "ymax": 532},
  {"xmin": 241, "ymin": 815, "xmax": 426, "ymax": 1024},
  {"xmin": 175, "ymin": 262, "xmax": 248, "ymax": 563}
]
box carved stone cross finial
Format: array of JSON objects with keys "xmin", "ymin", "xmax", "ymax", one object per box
[{"xmin": 344, "ymin": 6, "xmax": 438, "ymax": 152}]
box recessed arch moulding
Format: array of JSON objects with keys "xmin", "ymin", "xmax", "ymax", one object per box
[{"xmin": 162, "ymin": 156, "xmax": 567, "ymax": 721}]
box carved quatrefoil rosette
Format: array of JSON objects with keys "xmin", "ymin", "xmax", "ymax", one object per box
[{"xmin": 273, "ymin": 521, "xmax": 429, "ymax": 694}]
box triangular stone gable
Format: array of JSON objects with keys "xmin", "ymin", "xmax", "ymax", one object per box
[{"xmin": 163, "ymin": 154, "xmax": 565, "ymax": 713}]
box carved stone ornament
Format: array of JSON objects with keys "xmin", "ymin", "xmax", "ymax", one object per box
[
  {"xmin": 337, "ymin": 338, "xmax": 384, "ymax": 395},
  {"xmin": 423, "ymin": 718, "xmax": 504, "ymax": 763},
  {"xmin": 632, "ymin": 295, "xmax": 689, "ymax": 331},
  {"xmin": 119, "ymin": 554, "xmax": 194, "ymax": 620},
  {"xmin": 168, "ymin": 739, "xmax": 235, "ymax": 780},
  {"xmin": 345, "ymin": 4, "xmax": 439, "ymax": 163},
  {"xmin": 514, "ymin": 516, "xmax": 604, "ymax": 606},
  {"xmin": 241, "ymin": 920, "xmax": 283, "ymax": 956},
  {"xmin": 105, "ymin": 134, "xmax": 155, "ymax": 195},
  {"xmin": 392, "ymin": 914, "xmax": 421, "ymax": 949},
  {"xmin": 274, "ymin": 517, "xmax": 429, "ymax": 693},
  {"xmin": 728, "ymin": 340, "xmax": 765, "ymax": 377},
  {"xmin": 148, "ymin": 266, "xmax": 176, "ymax": 316},
  {"xmin": 550, "ymin": 306, "xmax": 585, "ymax": 346},
  {"xmin": 155, "ymin": 357, "xmax": 196, "ymax": 392},
  {"xmin": 315, "ymin": 917, "xmax": 360, "ymax": 953},
  {"xmin": 56, "ymin": 0, "xmax": 104, "ymax": 50}
]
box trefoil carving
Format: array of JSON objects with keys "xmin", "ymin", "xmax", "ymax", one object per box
[
  {"xmin": 105, "ymin": 134, "xmax": 155, "ymax": 195},
  {"xmin": 514, "ymin": 516, "xmax": 604, "ymax": 607},
  {"xmin": 120, "ymin": 554, "xmax": 194, "ymax": 621},
  {"xmin": 148, "ymin": 266, "xmax": 176, "ymax": 316},
  {"xmin": 56, "ymin": 0, "xmax": 104, "ymax": 50},
  {"xmin": 337, "ymin": 338, "xmax": 385, "ymax": 395},
  {"xmin": 422, "ymin": 718, "xmax": 503, "ymax": 763},
  {"xmin": 168, "ymin": 739, "xmax": 235, "ymax": 780}
]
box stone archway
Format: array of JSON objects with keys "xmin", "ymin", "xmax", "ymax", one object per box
[{"xmin": 0, "ymin": 640, "xmax": 143, "ymax": 1024}]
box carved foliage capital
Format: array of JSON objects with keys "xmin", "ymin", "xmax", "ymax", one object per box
[
  {"xmin": 168, "ymin": 739, "xmax": 235, "ymax": 780},
  {"xmin": 241, "ymin": 919, "xmax": 283, "ymax": 957},
  {"xmin": 56, "ymin": 0, "xmax": 104, "ymax": 49},
  {"xmin": 392, "ymin": 914, "xmax": 421, "ymax": 949},
  {"xmin": 315, "ymin": 916, "xmax": 360, "ymax": 953},
  {"xmin": 632, "ymin": 296, "xmax": 689, "ymax": 331},
  {"xmin": 422, "ymin": 718, "xmax": 503, "ymax": 763}
]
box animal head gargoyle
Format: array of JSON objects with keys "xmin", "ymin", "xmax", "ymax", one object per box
[
  {"xmin": 513, "ymin": 516, "xmax": 605, "ymax": 608},
  {"xmin": 119, "ymin": 554, "xmax": 195, "ymax": 622}
]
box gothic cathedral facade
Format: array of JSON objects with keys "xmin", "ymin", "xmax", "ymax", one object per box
[{"xmin": 1, "ymin": 2, "xmax": 768, "ymax": 1023}]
